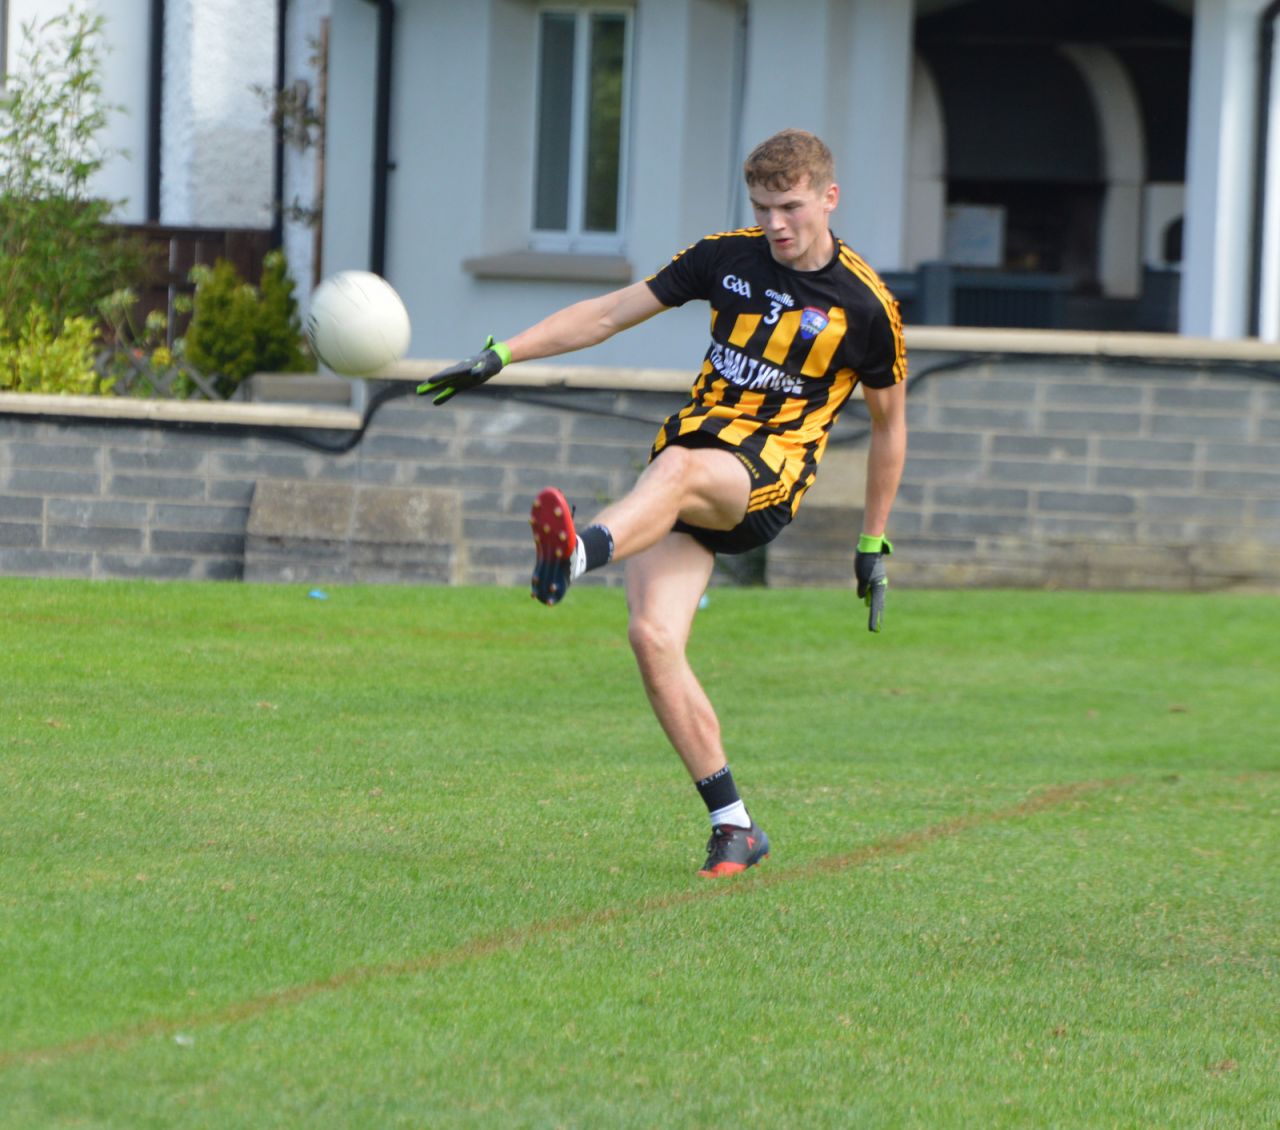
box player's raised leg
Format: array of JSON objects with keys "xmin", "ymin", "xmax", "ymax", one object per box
[
  {"xmin": 529, "ymin": 445, "xmax": 750, "ymax": 606},
  {"xmin": 625, "ymin": 532, "xmax": 769, "ymax": 876},
  {"xmin": 598, "ymin": 445, "xmax": 750, "ymax": 559}
]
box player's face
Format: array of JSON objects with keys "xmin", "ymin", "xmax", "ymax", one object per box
[{"xmin": 749, "ymin": 176, "xmax": 839, "ymax": 271}]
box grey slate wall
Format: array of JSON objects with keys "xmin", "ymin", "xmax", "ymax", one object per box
[
  {"xmin": 891, "ymin": 355, "xmax": 1280, "ymax": 590},
  {"xmin": 2, "ymin": 354, "xmax": 1278, "ymax": 591},
  {"xmin": 0, "ymin": 388, "xmax": 661, "ymax": 586},
  {"xmin": 772, "ymin": 353, "xmax": 1280, "ymax": 590}
]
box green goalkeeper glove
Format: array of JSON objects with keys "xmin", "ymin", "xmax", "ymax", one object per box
[
  {"xmin": 854, "ymin": 533, "xmax": 893, "ymax": 633},
  {"xmin": 417, "ymin": 336, "xmax": 511, "ymax": 404}
]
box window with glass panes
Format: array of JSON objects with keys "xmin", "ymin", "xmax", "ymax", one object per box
[{"xmin": 532, "ymin": 8, "xmax": 629, "ymax": 250}]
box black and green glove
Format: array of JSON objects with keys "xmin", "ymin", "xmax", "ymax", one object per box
[
  {"xmin": 854, "ymin": 533, "xmax": 893, "ymax": 633},
  {"xmin": 417, "ymin": 336, "xmax": 512, "ymax": 404}
]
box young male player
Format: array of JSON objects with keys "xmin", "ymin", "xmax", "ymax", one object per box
[{"xmin": 420, "ymin": 129, "xmax": 907, "ymax": 877}]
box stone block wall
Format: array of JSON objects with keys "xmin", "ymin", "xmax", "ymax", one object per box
[
  {"xmin": 2, "ymin": 348, "xmax": 1279, "ymax": 592},
  {"xmin": 244, "ymin": 480, "xmax": 462, "ymax": 584},
  {"xmin": 0, "ymin": 388, "xmax": 661, "ymax": 586},
  {"xmin": 898, "ymin": 355, "xmax": 1280, "ymax": 589}
]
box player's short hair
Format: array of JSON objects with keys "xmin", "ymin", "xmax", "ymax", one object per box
[{"xmin": 743, "ymin": 129, "xmax": 835, "ymax": 193}]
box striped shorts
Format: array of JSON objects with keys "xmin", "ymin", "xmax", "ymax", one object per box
[{"xmin": 655, "ymin": 432, "xmax": 794, "ymax": 556}]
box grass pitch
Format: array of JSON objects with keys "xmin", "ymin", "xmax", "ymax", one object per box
[{"xmin": 1, "ymin": 579, "xmax": 1277, "ymax": 1127}]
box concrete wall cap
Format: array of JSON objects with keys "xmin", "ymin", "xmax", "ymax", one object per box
[
  {"xmin": 0, "ymin": 392, "xmax": 363, "ymax": 430},
  {"xmin": 905, "ymin": 326, "xmax": 1280, "ymax": 362}
]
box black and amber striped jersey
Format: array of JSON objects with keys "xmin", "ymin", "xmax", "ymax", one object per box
[{"xmin": 645, "ymin": 227, "xmax": 906, "ymax": 516}]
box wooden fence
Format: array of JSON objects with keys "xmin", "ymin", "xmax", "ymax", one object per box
[{"xmin": 113, "ymin": 223, "xmax": 274, "ymax": 343}]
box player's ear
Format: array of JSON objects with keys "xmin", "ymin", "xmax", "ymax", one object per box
[{"xmin": 824, "ymin": 181, "xmax": 840, "ymax": 213}]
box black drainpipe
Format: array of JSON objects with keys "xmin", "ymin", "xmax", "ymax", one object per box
[
  {"xmin": 146, "ymin": 0, "xmax": 165, "ymax": 221},
  {"xmin": 362, "ymin": 0, "xmax": 396, "ymax": 276},
  {"xmin": 271, "ymin": 0, "xmax": 289, "ymax": 250},
  {"xmin": 1249, "ymin": 0, "xmax": 1280, "ymax": 336}
]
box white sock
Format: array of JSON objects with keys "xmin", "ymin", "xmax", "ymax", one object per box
[
  {"xmin": 570, "ymin": 539, "xmax": 587, "ymax": 580},
  {"xmin": 708, "ymin": 799, "xmax": 751, "ymax": 829}
]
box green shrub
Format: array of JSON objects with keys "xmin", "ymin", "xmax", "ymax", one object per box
[
  {"xmin": 0, "ymin": 195, "xmax": 142, "ymax": 337},
  {"xmin": 184, "ymin": 251, "xmax": 314, "ymax": 397},
  {"xmin": 258, "ymin": 251, "xmax": 314, "ymax": 371},
  {"xmin": 0, "ymin": 306, "xmax": 101, "ymax": 394}
]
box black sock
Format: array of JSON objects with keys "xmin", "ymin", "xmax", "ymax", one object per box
[
  {"xmin": 579, "ymin": 524, "xmax": 614, "ymax": 572},
  {"xmin": 695, "ymin": 765, "xmax": 740, "ymax": 814}
]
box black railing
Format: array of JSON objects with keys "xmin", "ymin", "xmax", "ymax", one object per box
[{"xmin": 884, "ymin": 262, "xmax": 1181, "ymax": 333}]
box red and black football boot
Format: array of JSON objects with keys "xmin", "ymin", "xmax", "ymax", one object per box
[
  {"xmin": 530, "ymin": 487, "xmax": 576, "ymax": 606},
  {"xmin": 698, "ymin": 820, "xmax": 770, "ymax": 877}
]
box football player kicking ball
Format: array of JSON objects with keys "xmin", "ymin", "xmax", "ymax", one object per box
[{"xmin": 420, "ymin": 129, "xmax": 907, "ymax": 877}]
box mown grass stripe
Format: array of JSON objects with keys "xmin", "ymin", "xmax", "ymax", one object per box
[{"xmin": 2, "ymin": 776, "xmax": 1117, "ymax": 1070}]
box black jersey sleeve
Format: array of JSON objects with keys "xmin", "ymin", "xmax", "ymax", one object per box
[
  {"xmin": 645, "ymin": 238, "xmax": 718, "ymax": 308},
  {"xmin": 854, "ymin": 303, "xmax": 905, "ymax": 389}
]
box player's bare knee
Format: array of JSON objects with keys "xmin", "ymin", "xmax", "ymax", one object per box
[
  {"xmin": 648, "ymin": 445, "xmax": 695, "ymax": 490},
  {"xmin": 627, "ymin": 612, "xmax": 677, "ymax": 668}
]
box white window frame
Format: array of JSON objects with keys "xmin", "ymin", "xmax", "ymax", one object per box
[{"xmin": 530, "ymin": 5, "xmax": 633, "ymax": 255}]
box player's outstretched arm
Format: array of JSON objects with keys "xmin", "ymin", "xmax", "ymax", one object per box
[
  {"xmin": 856, "ymin": 381, "xmax": 907, "ymax": 632},
  {"xmin": 418, "ymin": 282, "xmax": 666, "ymax": 405},
  {"xmin": 505, "ymin": 281, "xmax": 666, "ymax": 363}
]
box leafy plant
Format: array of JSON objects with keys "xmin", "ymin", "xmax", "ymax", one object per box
[
  {"xmin": 96, "ymin": 288, "xmax": 216, "ymax": 399},
  {"xmin": 0, "ymin": 306, "xmax": 101, "ymax": 394},
  {"xmin": 0, "ymin": 8, "xmax": 143, "ymax": 335},
  {"xmin": 184, "ymin": 250, "xmax": 315, "ymax": 396}
]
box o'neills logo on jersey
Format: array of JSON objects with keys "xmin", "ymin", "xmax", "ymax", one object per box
[
  {"xmin": 800, "ymin": 306, "xmax": 830, "ymax": 340},
  {"xmin": 722, "ymin": 274, "xmax": 752, "ymax": 298}
]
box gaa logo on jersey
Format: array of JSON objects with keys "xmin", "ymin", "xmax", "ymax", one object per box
[{"xmin": 800, "ymin": 306, "xmax": 830, "ymax": 340}]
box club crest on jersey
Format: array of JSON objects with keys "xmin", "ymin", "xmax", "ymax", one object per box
[{"xmin": 800, "ymin": 306, "xmax": 830, "ymax": 339}]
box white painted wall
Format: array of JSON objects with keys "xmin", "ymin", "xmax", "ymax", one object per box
[
  {"xmin": 161, "ymin": 0, "xmax": 277, "ymax": 227},
  {"xmin": 322, "ymin": 0, "xmax": 748, "ymax": 370},
  {"xmin": 5, "ymin": 0, "xmax": 277, "ymax": 227},
  {"xmin": 317, "ymin": 0, "xmax": 377, "ymax": 277},
  {"xmin": 279, "ymin": 0, "xmax": 335, "ymax": 308},
  {"xmin": 837, "ymin": 0, "xmax": 914, "ymax": 271},
  {"xmin": 1260, "ymin": 6, "xmax": 1280, "ymax": 341},
  {"xmin": 736, "ymin": 0, "xmax": 915, "ymax": 269},
  {"xmin": 1182, "ymin": 0, "xmax": 1267, "ymax": 338},
  {"xmin": 318, "ymin": 0, "xmax": 915, "ymax": 371},
  {"xmin": 739, "ymin": 0, "xmax": 838, "ymax": 150},
  {"xmin": 4, "ymin": 0, "xmax": 150, "ymax": 220}
]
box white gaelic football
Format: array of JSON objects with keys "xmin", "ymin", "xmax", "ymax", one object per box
[{"xmin": 306, "ymin": 271, "xmax": 411, "ymax": 376}]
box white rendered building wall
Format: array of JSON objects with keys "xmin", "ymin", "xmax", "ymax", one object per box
[
  {"xmin": 1181, "ymin": 0, "xmax": 1266, "ymax": 338},
  {"xmin": 321, "ymin": 0, "xmax": 736, "ymax": 371},
  {"xmin": 279, "ymin": 0, "xmax": 334, "ymax": 309},
  {"xmin": 1259, "ymin": 6, "xmax": 1280, "ymax": 341},
  {"xmin": 160, "ymin": 0, "xmax": 276, "ymax": 227}
]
